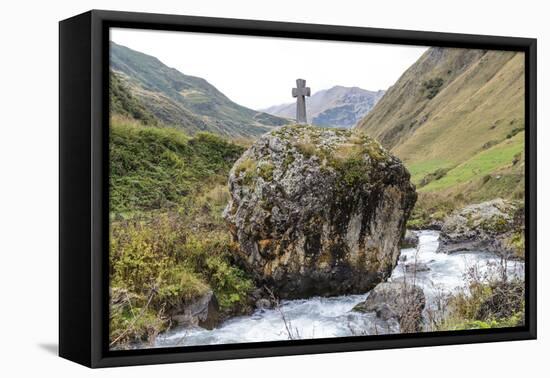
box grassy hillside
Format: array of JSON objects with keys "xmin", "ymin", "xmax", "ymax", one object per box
[
  {"xmin": 110, "ymin": 71, "xmax": 158, "ymax": 125},
  {"xmin": 110, "ymin": 118, "xmax": 244, "ymax": 214},
  {"xmin": 109, "ymin": 116, "xmax": 258, "ymax": 348},
  {"xmin": 355, "ymin": 47, "xmax": 525, "ymax": 223},
  {"xmin": 420, "ymin": 131, "xmax": 524, "ymax": 194},
  {"xmin": 110, "ymin": 42, "xmax": 288, "ymax": 138}
]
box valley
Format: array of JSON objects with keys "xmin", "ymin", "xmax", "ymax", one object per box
[
  {"xmin": 108, "ymin": 42, "xmax": 526, "ymax": 350},
  {"xmin": 111, "ymin": 42, "xmax": 288, "ymax": 138}
]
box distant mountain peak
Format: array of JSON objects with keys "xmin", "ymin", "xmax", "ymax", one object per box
[{"xmin": 261, "ymin": 85, "xmax": 385, "ymax": 129}]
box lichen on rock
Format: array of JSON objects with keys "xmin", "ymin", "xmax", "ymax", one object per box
[{"xmin": 223, "ymin": 124, "xmax": 417, "ymax": 298}]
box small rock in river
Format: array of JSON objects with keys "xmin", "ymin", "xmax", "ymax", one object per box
[{"xmin": 404, "ymin": 262, "xmax": 430, "ymax": 273}]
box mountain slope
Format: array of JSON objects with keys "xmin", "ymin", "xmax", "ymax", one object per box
[
  {"xmin": 110, "ymin": 42, "xmax": 288, "ymax": 138},
  {"xmin": 263, "ymin": 86, "xmax": 384, "ymax": 128},
  {"xmin": 356, "ymin": 47, "xmax": 525, "ymax": 194},
  {"xmin": 110, "ymin": 70, "xmax": 158, "ymax": 125}
]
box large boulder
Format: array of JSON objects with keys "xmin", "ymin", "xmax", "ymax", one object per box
[
  {"xmin": 353, "ymin": 280, "xmax": 426, "ymax": 332},
  {"xmin": 437, "ymin": 199, "xmax": 524, "ymax": 258},
  {"xmin": 223, "ymin": 125, "xmax": 416, "ymax": 298}
]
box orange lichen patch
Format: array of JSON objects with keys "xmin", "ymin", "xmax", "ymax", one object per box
[
  {"xmin": 258, "ymin": 239, "xmax": 272, "ymax": 252},
  {"xmin": 317, "ymin": 250, "xmax": 334, "ymax": 269}
]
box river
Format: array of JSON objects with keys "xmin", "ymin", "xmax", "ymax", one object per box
[{"xmin": 154, "ymin": 230, "xmax": 524, "ymax": 348}]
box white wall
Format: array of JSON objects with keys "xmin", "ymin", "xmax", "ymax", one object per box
[{"xmin": 1, "ymin": 0, "xmax": 547, "ymax": 376}]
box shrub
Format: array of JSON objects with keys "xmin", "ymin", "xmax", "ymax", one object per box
[
  {"xmin": 108, "ymin": 119, "xmax": 254, "ymax": 348},
  {"xmin": 506, "ymin": 231, "xmax": 525, "ymax": 259},
  {"xmin": 436, "ymin": 260, "xmax": 525, "ymax": 331},
  {"xmin": 234, "ymin": 157, "xmax": 258, "ymax": 186},
  {"xmin": 205, "ymin": 256, "xmax": 254, "ymax": 311},
  {"xmin": 109, "ymin": 288, "xmax": 168, "ymax": 348},
  {"xmin": 176, "ymin": 232, "xmax": 255, "ymax": 313},
  {"xmin": 506, "ymin": 127, "xmax": 523, "ymax": 139},
  {"xmin": 338, "ymin": 156, "xmax": 370, "ymax": 187},
  {"xmin": 418, "ymin": 168, "xmax": 449, "ymax": 187},
  {"xmin": 109, "ymin": 210, "xmax": 256, "ymax": 348},
  {"xmin": 422, "ymin": 78, "xmax": 444, "ymax": 99}
]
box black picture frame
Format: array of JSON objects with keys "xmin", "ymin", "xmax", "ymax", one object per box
[{"xmin": 59, "ymin": 9, "xmax": 537, "ymax": 368}]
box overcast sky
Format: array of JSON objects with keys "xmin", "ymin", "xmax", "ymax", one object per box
[{"xmin": 111, "ymin": 28, "xmax": 428, "ymax": 110}]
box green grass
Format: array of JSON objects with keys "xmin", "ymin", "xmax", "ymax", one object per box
[
  {"xmin": 420, "ymin": 132, "xmax": 524, "ymax": 192},
  {"xmin": 407, "ymin": 159, "xmax": 454, "ymax": 184},
  {"xmin": 110, "ymin": 118, "xmax": 244, "ymax": 214},
  {"xmin": 258, "ymin": 162, "xmax": 275, "ymax": 181}
]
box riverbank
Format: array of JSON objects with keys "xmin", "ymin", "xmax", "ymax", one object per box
[{"xmin": 144, "ymin": 231, "xmax": 524, "ymax": 348}]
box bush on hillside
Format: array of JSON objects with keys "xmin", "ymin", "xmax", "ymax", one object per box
[
  {"xmin": 109, "ymin": 212, "xmax": 255, "ymax": 348},
  {"xmin": 422, "ymin": 77, "xmax": 444, "ymax": 99}
]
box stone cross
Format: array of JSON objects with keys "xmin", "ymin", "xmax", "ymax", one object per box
[{"xmin": 292, "ymin": 79, "xmax": 311, "ymax": 124}]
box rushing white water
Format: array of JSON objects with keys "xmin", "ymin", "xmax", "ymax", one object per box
[
  {"xmin": 390, "ymin": 231, "xmax": 524, "ymax": 312},
  {"xmin": 154, "ymin": 230, "xmax": 524, "ymax": 348}
]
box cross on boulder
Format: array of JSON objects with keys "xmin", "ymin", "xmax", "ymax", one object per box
[{"xmin": 292, "ymin": 79, "xmax": 311, "ymax": 124}]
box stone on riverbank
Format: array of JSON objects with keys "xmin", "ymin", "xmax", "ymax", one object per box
[
  {"xmin": 437, "ymin": 199, "xmax": 524, "ymax": 258},
  {"xmin": 353, "ymin": 280, "xmax": 425, "ymax": 332},
  {"xmin": 167, "ymin": 290, "xmax": 220, "ymax": 330},
  {"xmin": 400, "ymin": 229, "xmax": 419, "ymax": 248}
]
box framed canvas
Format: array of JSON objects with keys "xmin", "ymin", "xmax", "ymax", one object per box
[{"xmin": 59, "ymin": 10, "xmax": 537, "ymax": 368}]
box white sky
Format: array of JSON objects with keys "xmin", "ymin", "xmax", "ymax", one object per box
[{"xmin": 111, "ymin": 28, "xmax": 428, "ymax": 110}]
